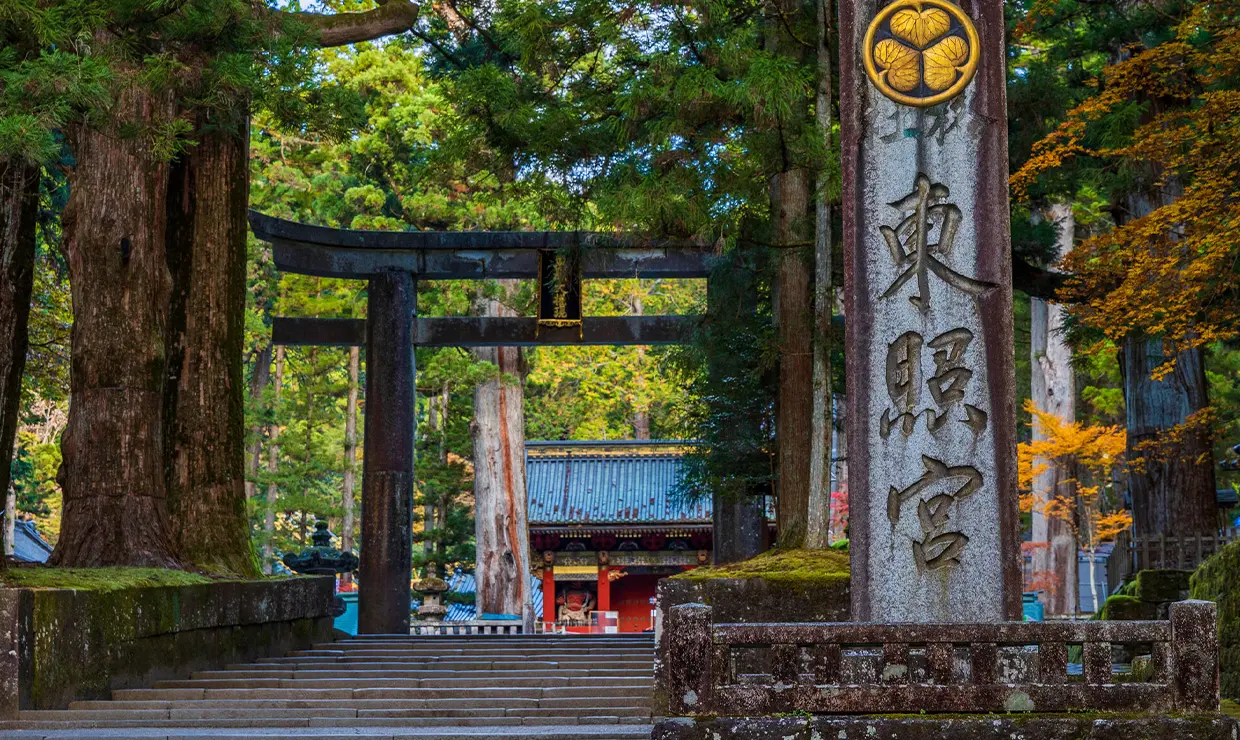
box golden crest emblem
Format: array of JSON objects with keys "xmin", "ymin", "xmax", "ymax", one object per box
[{"xmin": 863, "ymin": 0, "xmax": 980, "ymax": 108}]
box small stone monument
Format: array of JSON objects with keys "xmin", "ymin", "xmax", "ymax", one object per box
[{"xmin": 842, "ymin": 0, "xmax": 1021, "ymax": 622}]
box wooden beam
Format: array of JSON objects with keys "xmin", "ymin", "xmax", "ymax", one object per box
[
  {"xmin": 271, "ymin": 315, "xmax": 699, "ymax": 347},
  {"xmin": 250, "ymin": 211, "xmax": 714, "ymax": 280}
]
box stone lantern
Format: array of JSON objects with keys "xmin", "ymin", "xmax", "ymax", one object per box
[
  {"xmin": 281, "ymin": 521, "xmax": 359, "ymax": 617},
  {"xmin": 413, "ymin": 576, "xmax": 449, "ymax": 622}
]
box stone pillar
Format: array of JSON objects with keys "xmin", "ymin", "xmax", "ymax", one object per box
[
  {"xmin": 358, "ymin": 272, "xmax": 416, "ymax": 634},
  {"xmin": 841, "ymin": 0, "xmax": 1020, "ymax": 622},
  {"xmin": 712, "ymin": 493, "xmax": 766, "ymax": 565}
]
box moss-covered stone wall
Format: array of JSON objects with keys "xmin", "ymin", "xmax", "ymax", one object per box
[
  {"xmin": 653, "ymin": 549, "xmax": 851, "ymax": 715},
  {"xmin": 1190, "ymin": 541, "xmax": 1240, "ymax": 701},
  {"xmin": 0, "ymin": 575, "xmax": 335, "ymax": 716}
]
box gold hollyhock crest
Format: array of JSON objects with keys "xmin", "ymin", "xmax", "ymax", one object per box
[{"xmin": 863, "ymin": 0, "xmax": 980, "ymax": 108}]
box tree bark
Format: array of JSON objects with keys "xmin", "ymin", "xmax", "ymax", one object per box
[
  {"xmin": 53, "ymin": 82, "xmax": 180, "ymax": 568},
  {"xmin": 1123, "ymin": 340, "xmax": 1216, "ymax": 539},
  {"xmin": 164, "ymin": 121, "xmax": 255, "ymax": 577},
  {"xmin": 630, "ymin": 290, "xmax": 651, "ymax": 440},
  {"xmin": 1030, "ymin": 202, "xmax": 1078, "ymax": 616},
  {"xmin": 0, "ymin": 158, "xmax": 38, "ymax": 568},
  {"xmin": 772, "ymin": 167, "xmax": 814, "ymax": 550},
  {"xmin": 262, "ymin": 345, "xmax": 285, "ymax": 573},
  {"xmin": 246, "ymin": 342, "xmax": 273, "ymax": 501},
  {"xmin": 1119, "ymin": 188, "xmax": 1217, "ymax": 544},
  {"xmin": 767, "ymin": 0, "xmax": 815, "ymax": 551},
  {"xmin": 341, "ymin": 344, "xmax": 359, "ymax": 585},
  {"xmin": 806, "ymin": 0, "xmax": 835, "ymax": 550},
  {"xmin": 471, "ymin": 280, "xmax": 530, "ymax": 619}
]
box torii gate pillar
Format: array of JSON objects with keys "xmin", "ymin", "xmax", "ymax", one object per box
[{"xmin": 358, "ymin": 271, "xmax": 416, "ymax": 634}]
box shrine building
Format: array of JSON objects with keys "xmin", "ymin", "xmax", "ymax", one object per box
[
  {"xmin": 528, "ymin": 440, "xmax": 711, "ymax": 632},
  {"xmin": 439, "ymin": 440, "xmax": 712, "ymax": 632}
]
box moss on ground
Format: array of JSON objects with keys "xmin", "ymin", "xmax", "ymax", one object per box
[
  {"xmin": 1, "ymin": 566, "xmax": 214, "ymax": 592},
  {"xmin": 670, "ymin": 547, "xmax": 850, "ymax": 585}
]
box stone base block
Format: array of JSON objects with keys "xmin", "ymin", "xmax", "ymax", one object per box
[{"xmin": 654, "ymin": 715, "xmax": 1239, "ymax": 740}]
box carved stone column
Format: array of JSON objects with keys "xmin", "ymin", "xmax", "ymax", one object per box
[{"xmin": 841, "ymin": 0, "xmax": 1020, "ymax": 621}]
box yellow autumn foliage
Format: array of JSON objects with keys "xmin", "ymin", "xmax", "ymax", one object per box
[{"xmin": 1018, "ymin": 400, "xmax": 1132, "ymax": 549}]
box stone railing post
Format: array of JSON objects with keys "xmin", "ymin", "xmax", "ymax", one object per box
[
  {"xmin": 668, "ymin": 603, "xmax": 714, "ymax": 715},
  {"xmin": 1170, "ymin": 600, "xmax": 1219, "ymax": 712}
]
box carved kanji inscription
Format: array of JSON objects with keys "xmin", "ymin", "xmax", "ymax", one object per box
[{"xmin": 880, "ymin": 174, "xmax": 997, "ymax": 312}]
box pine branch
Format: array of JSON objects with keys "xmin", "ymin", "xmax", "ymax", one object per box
[{"xmin": 281, "ymin": 1, "xmax": 421, "ymax": 49}]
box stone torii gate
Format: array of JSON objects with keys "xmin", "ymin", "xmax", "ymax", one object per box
[{"xmin": 249, "ymin": 211, "xmax": 718, "ymax": 634}]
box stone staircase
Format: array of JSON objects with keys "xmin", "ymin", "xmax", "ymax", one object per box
[{"xmin": 0, "ymin": 633, "xmax": 657, "ymax": 739}]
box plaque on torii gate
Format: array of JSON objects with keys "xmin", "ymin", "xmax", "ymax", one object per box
[{"xmin": 842, "ymin": 0, "xmax": 1021, "ymax": 622}]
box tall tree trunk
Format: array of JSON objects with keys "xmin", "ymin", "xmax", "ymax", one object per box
[
  {"xmin": 472, "ymin": 280, "xmax": 530, "ymax": 618},
  {"xmin": 1123, "ymin": 340, "xmax": 1216, "ymax": 539},
  {"xmin": 1030, "ymin": 202, "xmax": 1078, "ymax": 616},
  {"xmin": 0, "ymin": 158, "xmax": 38, "ymax": 569},
  {"xmin": 768, "ymin": 0, "xmax": 815, "ymax": 551},
  {"xmin": 342, "ymin": 344, "xmax": 359, "ymax": 575},
  {"xmin": 806, "ymin": 0, "xmax": 835, "ymax": 550},
  {"xmin": 246, "ymin": 342, "xmax": 273, "ymax": 501},
  {"xmin": 164, "ymin": 121, "xmax": 255, "ymax": 577},
  {"xmin": 772, "ymin": 172, "xmax": 814, "ymax": 550},
  {"xmin": 53, "ymin": 82, "xmax": 180, "ymax": 568},
  {"xmin": 1119, "ymin": 189, "xmax": 1217, "ymax": 545},
  {"xmin": 262, "ymin": 345, "xmax": 285, "ymax": 573},
  {"xmin": 630, "ymin": 290, "xmax": 651, "ymax": 440}
]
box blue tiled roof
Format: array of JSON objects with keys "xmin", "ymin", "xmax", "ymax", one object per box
[
  {"xmin": 526, "ymin": 441, "xmax": 709, "ymax": 525},
  {"xmin": 9, "ymin": 518, "xmax": 53, "ymax": 563},
  {"xmin": 435, "ymin": 570, "xmax": 544, "ymax": 622}
]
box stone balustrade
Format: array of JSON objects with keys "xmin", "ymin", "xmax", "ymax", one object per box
[{"xmin": 663, "ymin": 600, "xmax": 1220, "ymax": 716}]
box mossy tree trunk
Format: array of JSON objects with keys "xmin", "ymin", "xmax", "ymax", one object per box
[
  {"xmin": 0, "ymin": 158, "xmax": 39, "ymax": 569},
  {"xmin": 53, "ymin": 79, "xmax": 180, "ymax": 568},
  {"xmin": 164, "ymin": 117, "xmax": 256, "ymax": 577}
]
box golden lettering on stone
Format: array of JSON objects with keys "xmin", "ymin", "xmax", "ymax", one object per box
[{"xmin": 863, "ymin": 0, "xmax": 980, "ymax": 108}]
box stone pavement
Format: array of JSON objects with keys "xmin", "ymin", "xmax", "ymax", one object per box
[{"xmin": 0, "ymin": 634, "xmax": 656, "ymax": 740}]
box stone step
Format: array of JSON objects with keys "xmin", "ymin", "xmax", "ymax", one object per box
[
  {"xmin": 20, "ymin": 707, "xmax": 652, "ymax": 722},
  {"xmin": 3, "ymin": 716, "xmax": 653, "ymax": 730},
  {"xmin": 0, "ymin": 721, "xmax": 656, "ymax": 737},
  {"xmin": 152, "ymin": 677, "xmax": 653, "ymax": 690},
  {"xmin": 114, "ymin": 686, "xmax": 652, "ymax": 701},
  {"xmin": 331, "ymin": 637, "xmax": 653, "ymax": 645},
  {"xmin": 323, "ymin": 639, "xmax": 652, "ymax": 646},
  {"xmin": 245, "ymin": 659, "xmax": 653, "ymax": 669},
  {"xmin": 69, "ymin": 699, "xmax": 651, "ymax": 713},
  {"xmin": 189, "ymin": 668, "xmax": 650, "ymax": 680},
  {"xmin": 285, "ymin": 650, "xmax": 654, "ymax": 659}
]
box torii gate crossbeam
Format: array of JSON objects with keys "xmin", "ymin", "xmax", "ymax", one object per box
[{"xmin": 249, "ymin": 211, "xmax": 733, "ymax": 635}]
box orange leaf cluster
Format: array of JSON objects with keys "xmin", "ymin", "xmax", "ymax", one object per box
[
  {"xmin": 1010, "ymin": 3, "xmax": 1240, "ymax": 357},
  {"xmin": 1018, "ymin": 401, "xmax": 1131, "ymax": 550}
]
